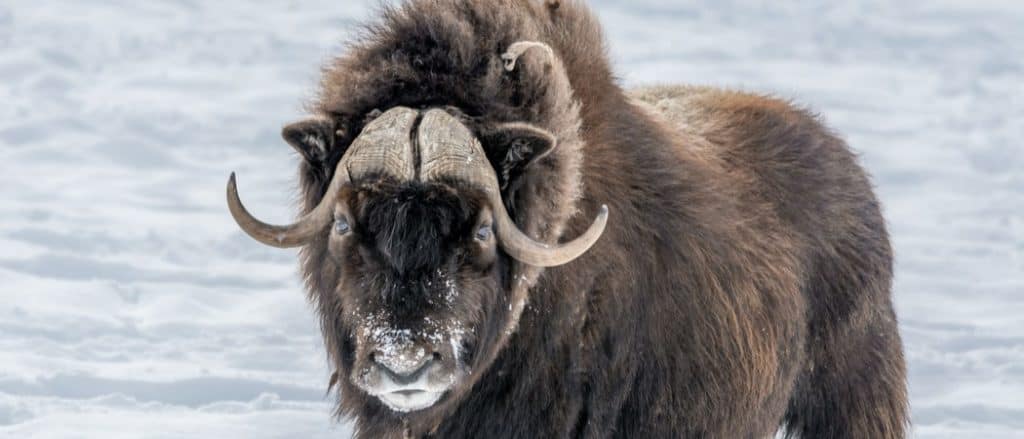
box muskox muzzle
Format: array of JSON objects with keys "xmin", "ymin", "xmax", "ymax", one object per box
[{"xmin": 226, "ymin": 107, "xmax": 608, "ymax": 267}]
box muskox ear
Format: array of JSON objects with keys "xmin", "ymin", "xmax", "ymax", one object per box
[
  {"xmin": 480, "ymin": 122, "xmax": 556, "ymax": 190},
  {"xmin": 281, "ymin": 118, "xmax": 337, "ymax": 164}
]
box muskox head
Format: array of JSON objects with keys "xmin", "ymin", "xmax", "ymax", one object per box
[{"xmin": 227, "ymin": 101, "xmax": 606, "ymax": 414}]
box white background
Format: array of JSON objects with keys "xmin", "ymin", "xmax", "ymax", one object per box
[{"xmin": 1, "ymin": 1, "xmax": 1021, "ymax": 437}]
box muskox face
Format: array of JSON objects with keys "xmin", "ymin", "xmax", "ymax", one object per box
[
  {"xmin": 330, "ymin": 178, "xmax": 495, "ymax": 412},
  {"xmin": 226, "ymin": 106, "xmax": 607, "ymax": 414}
]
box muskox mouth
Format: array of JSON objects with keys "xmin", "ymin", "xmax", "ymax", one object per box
[
  {"xmin": 366, "ymin": 369, "xmax": 452, "ymax": 412},
  {"xmin": 375, "ymin": 389, "xmax": 446, "ymax": 413},
  {"xmin": 352, "ymin": 323, "xmax": 462, "ymax": 413}
]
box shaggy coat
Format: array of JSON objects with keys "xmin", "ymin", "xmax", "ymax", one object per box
[{"xmin": 291, "ymin": 0, "xmax": 908, "ymax": 437}]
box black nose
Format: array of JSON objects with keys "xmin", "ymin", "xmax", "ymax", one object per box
[{"xmin": 373, "ymin": 353, "xmax": 439, "ymax": 385}]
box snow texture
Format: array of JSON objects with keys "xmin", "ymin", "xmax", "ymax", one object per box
[{"xmin": 1, "ymin": 1, "xmax": 1021, "ymax": 438}]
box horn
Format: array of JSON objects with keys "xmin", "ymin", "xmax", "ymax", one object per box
[
  {"xmin": 418, "ymin": 109, "xmax": 608, "ymax": 267},
  {"xmin": 500, "ymin": 40, "xmax": 554, "ymax": 72},
  {"xmin": 227, "ymin": 107, "xmax": 419, "ymax": 248}
]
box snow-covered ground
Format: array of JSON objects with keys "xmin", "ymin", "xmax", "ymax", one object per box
[{"xmin": 0, "ymin": 1, "xmax": 1020, "ymax": 437}]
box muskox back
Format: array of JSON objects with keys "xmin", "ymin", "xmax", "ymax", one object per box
[{"xmin": 630, "ymin": 85, "xmax": 907, "ymax": 437}]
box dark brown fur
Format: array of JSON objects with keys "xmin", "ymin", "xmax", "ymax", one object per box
[{"xmin": 291, "ymin": 1, "xmax": 908, "ymax": 437}]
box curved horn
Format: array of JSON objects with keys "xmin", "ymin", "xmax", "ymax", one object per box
[
  {"xmin": 227, "ymin": 172, "xmax": 341, "ymax": 247},
  {"xmin": 492, "ymin": 199, "xmax": 608, "ymax": 267},
  {"xmin": 418, "ymin": 109, "xmax": 608, "ymax": 267},
  {"xmin": 500, "ymin": 40, "xmax": 554, "ymax": 72},
  {"xmin": 227, "ymin": 107, "xmax": 419, "ymax": 248}
]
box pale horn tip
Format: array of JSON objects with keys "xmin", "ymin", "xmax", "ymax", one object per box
[{"xmin": 590, "ymin": 204, "xmax": 610, "ymax": 242}]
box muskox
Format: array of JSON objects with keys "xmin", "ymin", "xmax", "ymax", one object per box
[{"xmin": 226, "ymin": 0, "xmax": 908, "ymax": 437}]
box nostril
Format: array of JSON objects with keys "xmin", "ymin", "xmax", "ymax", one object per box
[{"xmin": 373, "ymin": 354, "xmax": 435, "ymax": 385}]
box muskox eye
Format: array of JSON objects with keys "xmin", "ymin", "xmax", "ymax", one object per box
[
  {"xmin": 475, "ymin": 224, "xmax": 492, "ymax": 241},
  {"xmin": 334, "ymin": 217, "xmax": 350, "ymax": 235}
]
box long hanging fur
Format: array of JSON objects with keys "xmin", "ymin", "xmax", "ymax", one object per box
[{"xmin": 292, "ymin": 1, "xmax": 909, "ymax": 437}]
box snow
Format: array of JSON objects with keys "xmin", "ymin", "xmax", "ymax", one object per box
[{"xmin": 1, "ymin": 0, "xmax": 1021, "ymax": 438}]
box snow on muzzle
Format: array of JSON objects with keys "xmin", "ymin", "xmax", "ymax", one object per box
[{"xmin": 351, "ymin": 313, "xmax": 467, "ymax": 412}]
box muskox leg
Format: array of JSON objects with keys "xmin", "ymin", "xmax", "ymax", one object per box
[{"xmin": 781, "ymin": 264, "xmax": 909, "ymax": 438}]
